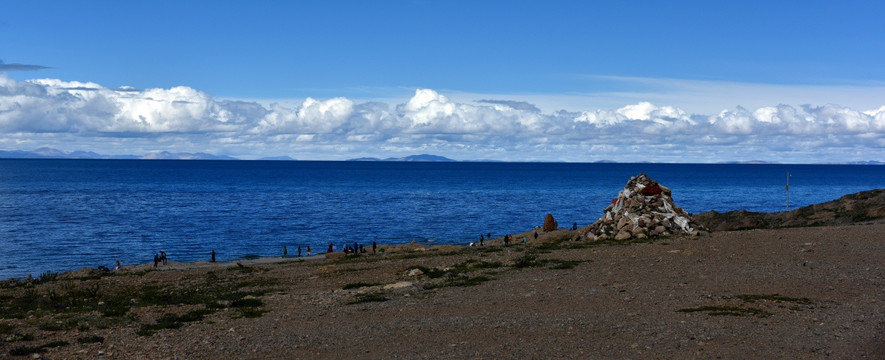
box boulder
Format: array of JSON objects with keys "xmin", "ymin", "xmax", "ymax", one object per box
[{"xmin": 543, "ymin": 213, "xmax": 558, "ymax": 232}]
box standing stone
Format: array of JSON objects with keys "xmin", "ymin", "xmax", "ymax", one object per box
[{"xmin": 543, "ymin": 213, "xmax": 558, "ymax": 232}]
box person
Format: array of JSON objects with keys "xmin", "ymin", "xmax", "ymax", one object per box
[
  {"xmin": 298, "ymin": 246, "xmax": 302, "ymax": 257},
  {"xmin": 372, "ymin": 241, "xmax": 377, "ymax": 254},
  {"xmin": 573, "ymin": 222, "xmax": 578, "ymax": 230},
  {"xmin": 211, "ymin": 250, "xmax": 216, "ymax": 262},
  {"xmin": 306, "ymin": 246, "xmax": 312, "ymax": 256},
  {"xmin": 534, "ymin": 231, "xmax": 538, "ymax": 240},
  {"xmin": 487, "ymin": 232, "xmax": 491, "ymax": 241},
  {"xmin": 328, "ymin": 243, "xmax": 334, "ymax": 253},
  {"xmin": 153, "ymin": 253, "xmax": 159, "ymax": 268},
  {"xmin": 480, "ymin": 235, "xmax": 484, "ymax": 246},
  {"xmin": 115, "ymin": 260, "xmax": 121, "ymax": 271},
  {"xmin": 160, "ymin": 251, "xmax": 167, "ymax": 265},
  {"xmin": 283, "ymin": 245, "xmax": 288, "ymax": 256}
]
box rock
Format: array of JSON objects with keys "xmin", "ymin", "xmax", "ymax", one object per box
[
  {"xmin": 544, "ymin": 213, "xmax": 558, "ymax": 232},
  {"xmin": 383, "ymin": 281, "xmax": 413, "ymax": 290},
  {"xmin": 615, "ymin": 230, "xmax": 632, "ymax": 241},
  {"xmin": 408, "ymin": 268, "xmax": 424, "ymax": 276}
]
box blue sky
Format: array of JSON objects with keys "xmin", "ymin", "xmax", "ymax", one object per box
[{"xmin": 1, "ymin": 1, "xmax": 884, "ymax": 162}]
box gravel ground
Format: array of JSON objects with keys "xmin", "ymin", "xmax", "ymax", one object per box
[{"xmin": 3, "ymin": 223, "xmax": 884, "ymax": 359}]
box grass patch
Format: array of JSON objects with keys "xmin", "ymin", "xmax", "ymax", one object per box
[
  {"xmin": 348, "ymin": 293, "xmax": 389, "ymax": 305},
  {"xmin": 543, "ymin": 259, "xmax": 583, "ymax": 270},
  {"xmin": 38, "ymin": 318, "xmax": 81, "ymax": 331},
  {"xmin": 343, "ymin": 282, "xmax": 381, "ymax": 290},
  {"xmin": 677, "ymin": 305, "xmax": 772, "ymax": 318},
  {"xmin": 1, "ymin": 263, "xmax": 273, "ymax": 341},
  {"xmin": 8, "ymin": 340, "xmax": 69, "ymax": 356},
  {"xmin": 512, "ymin": 254, "xmax": 583, "ymax": 270},
  {"xmin": 43, "ymin": 340, "xmax": 69, "ymax": 348},
  {"xmin": 0, "ymin": 322, "xmax": 14, "ymax": 334},
  {"xmin": 423, "ymin": 275, "xmax": 492, "ymax": 290},
  {"xmin": 77, "ymin": 335, "xmax": 104, "ymax": 344},
  {"xmin": 237, "ymin": 308, "xmax": 268, "ymax": 318},
  {"xmin": 39, "ymin": 271, "xmax": 59, "ymax": 283},
  {"xmin": 137, "ymin": 309, "xmax": 215, "ymax": 336},
  {"xmin": 9, "ymin": 345, "xmax": 44, "ymax": 356},
  {"xmin": 513, "ymin": 254, "xmax": 543, "ymax": 268},
  {"xmin": 471, "ymin": 261, "xmax": 503, "ymax": 269},
  {"xmin": 230, "ymin": 298, "xmax": 263, "ymax": 308},
  {"xmin": 4, "ymin": 333, "xmax": 34, "ymax": 342}
]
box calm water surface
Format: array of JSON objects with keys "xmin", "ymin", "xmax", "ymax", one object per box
[{"xmin": 1, "ymin": 159, "xmax": 883, "ymax": 279}]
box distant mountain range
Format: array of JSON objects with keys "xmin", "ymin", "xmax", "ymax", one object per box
[
  {"xmin": 346, "ymin": 154, "xmax": 456, "ymax": 162},
  {"xmin": 0, "ymin": 148, "xmax": 237, "ymax": 160},
  {"xmin": 0, "ymin": 148, "xmax": 882, "ymax": 164}
]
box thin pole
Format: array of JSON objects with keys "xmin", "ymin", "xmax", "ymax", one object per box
[{"xmin": 785, "ymin": 172, "xmax": 791, "ymax": 211}]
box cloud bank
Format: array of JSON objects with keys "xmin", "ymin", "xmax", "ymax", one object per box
[{"xmin": 0, "ymin": 74, "xmax": 883, "ymax": 162}]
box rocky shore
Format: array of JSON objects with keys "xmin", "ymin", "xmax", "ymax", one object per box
[{"xmin": 2, "ymin": 187, "xmax": 884, "ymax": 359}]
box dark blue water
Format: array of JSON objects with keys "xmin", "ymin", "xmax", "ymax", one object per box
[{"xmin": 1, "ymin": 159, "xmax": 884, "ymax": 279}]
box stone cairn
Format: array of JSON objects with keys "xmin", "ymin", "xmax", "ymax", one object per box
[{"xmin": 584, "ymin": 174, "xmax": 704, "ymax": 241}]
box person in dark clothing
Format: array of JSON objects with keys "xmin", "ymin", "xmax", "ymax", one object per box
[
  {"xmin": 153, "ymin": 253, "xmax": 159, "ymax": 268},
  {"xmin": 211, "ymin": 250, "xmax": 216, "ymax": 263},
  {"xmin": 372, "ymin": 241, "xmax": 377, "ymax": 254},
  {"xmin": 298, "ymin": 246, "xmax": 302, "ymax": 257},
  {"xmin": 480, "ymin": 235, "xmax": 484, "ymax": 246}
]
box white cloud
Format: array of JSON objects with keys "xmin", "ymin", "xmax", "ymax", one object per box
[{"xmin": 0, "ymin": 74, "xmax": 883, "ymax": 163}]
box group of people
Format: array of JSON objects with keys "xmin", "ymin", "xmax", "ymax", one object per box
[
  {"xmin": 153, "ymin": 251, "xmax": 167, "ymax": 268},
  {"xmin": 337, "ymin": 241, "xmax": 378, "ymax": 255},
  {"xmin": 473, "ymin": 231, "xmax": 539, "ymax": 247},
  {"xmin": 282, "ymin": 245, "xmax": 312, "ymax": 257}
]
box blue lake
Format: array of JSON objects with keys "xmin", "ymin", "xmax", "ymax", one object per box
[{"xmin": 1, "ymin": 159, "xmax": 884, "ymax": 279}]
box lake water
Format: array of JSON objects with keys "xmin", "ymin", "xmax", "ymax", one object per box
[{"xmin": 2, "ymin": 159, "xmax": 884, "ymax": 279}]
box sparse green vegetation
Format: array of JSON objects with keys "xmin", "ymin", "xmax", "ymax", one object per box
[
  {"xmin": 422, "ymin": 273, "xmax": 493, "ymax": 290},
  {"xmin": 512, "ymin": 254, "xmax": 583, "ymax": 270},
  {"xmin": 348, "ymin": 293, "xmax": 389, "ymax": 305},
  {"xmin": 677, "ymin": 305, "xmax": 772, "ymax": 318},
  {"xmin": 38, "ymin": 318, "xmax": 81, "ymax": 331},
  {"xmin": 77, "ymin": 335, "xmax": 104, "ymax": 344},
  {"xmin": 471, "ymin": 260, "xmax": 503, "ymax": 269},
  {"xmin": 8, "ymin": 340, "xmax": 69, "ymax": 356},
  {"xmin": 9, "ymin": 345, "xmax": 45, "ymax": 356},
  {"xmin": 0, "ymin": 322, "xmax": 14, "ymax": 334},
  {"xmin": 137, "ymin": 309, "xmax": 216, "ymax": 336}
]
